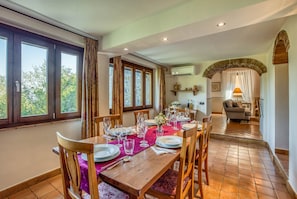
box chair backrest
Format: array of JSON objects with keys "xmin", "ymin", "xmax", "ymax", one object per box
[
  {"xmin": 176, "ymin": 108, "xmax": 197, "ymax": 121},
  {"xmin": 199, "ymin": 115, "xmax": 212, "ymax": 162},
  {"xmin": 133, "ymin": 109, "xmax": 150, "ymax": 124},
  {"xmin": 56, "ymin": 132, "xmax": 99, "ymax": 199},
  {"xmin": 94, "ymin": 114, "xmax": 122, "ymax": 136},
  {"xmin": 176, "ymin": 125, "xmax": 197, "ymax": 198}
]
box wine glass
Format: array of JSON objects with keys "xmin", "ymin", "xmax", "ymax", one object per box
[
  {"xmin": 103, "ymin": 117, "xmax": 111, "ymax": 143},
  {"xmin": 140, "ymin": 125, "xmax": 149, "ymax": 147},
  {"xmin": 171, "ymin": 112, "xmax": 178, "ymax": 130},
  {"xmin": 164, "ymin": 108, "xmax": 171, "ymax": 126},
  {"xmin": 137, "ymin": 113, "xmax": 145, "ymax": 138},
  {"xmin": 114, "ymin": 124, "xmax": 123, "ymax": 147}
]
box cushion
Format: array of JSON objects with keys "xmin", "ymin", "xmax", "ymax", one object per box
[
  {"xmin": 83, "ymin": 182, "xmax": 129, "ymax": 199},
  {"xmin": 226, "ymin": 100, "xmax": 233, "ymax": 108},
  {"xmin": 150, "ymin": 169, "xmax": 189, "ymax": 196},
  {"xmin": 233, "ymin": 102, "xmax": 239, "ymax": 107}
]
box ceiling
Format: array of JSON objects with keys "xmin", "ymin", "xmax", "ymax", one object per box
[{"xmin": 1, "ymin": 0, "xmax": 297, "ymax": 66}]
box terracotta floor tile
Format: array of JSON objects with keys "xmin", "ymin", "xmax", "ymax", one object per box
[
  {"xmin": 8, "ymin": 188, "xmax": 37, "ymax": 199},
  {"xmin": 275, "ymin": 190, "xmax": 293, "ymax": 199},
  {"xmin": 219, "ymin": 190, "xmax": 239, "ymax": 199},
  {"xmin": 39, "ymin": 189, "xmax": 63, "ymax": 199},
  {"xmin": 256, "ymin": 184, "xmax": 276, "ymax": 197},
  {"xmin": 238, "ymin": 188, "xmax": 258, "ymax": 199},
  {"xmin": 255, "ymin": 178, "xmax": 273, "ymax": 188},
  {"xmin": 29, "ymin": 181, "xmax": 56, "ymax": 198}
]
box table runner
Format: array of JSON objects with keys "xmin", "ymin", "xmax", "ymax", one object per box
[{"xmin": 79, "ymin": 124, "xmax": 182, "ymax": 193}]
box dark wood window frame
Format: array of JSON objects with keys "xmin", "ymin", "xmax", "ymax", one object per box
[
  {"xmin": 0, "ymin": 23, "xmax": 83, "ymax": 128},
  {"xmin": 122, "ymin": 60, "xmax": 153, "ymax": 112}
]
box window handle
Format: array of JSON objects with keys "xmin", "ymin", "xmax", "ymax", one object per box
[{"xmin": 15, "ymin": 81, "xmax": 20, "ymax": 92}]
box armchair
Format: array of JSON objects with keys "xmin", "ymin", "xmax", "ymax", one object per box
[{"xmin": 223, "ymin": 99, "xmax": 251, "ymax": 121}]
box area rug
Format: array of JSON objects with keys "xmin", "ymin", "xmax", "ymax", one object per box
[{"xmin": 240, "ymin": 120, "xmax": 259, "ymax": 125}]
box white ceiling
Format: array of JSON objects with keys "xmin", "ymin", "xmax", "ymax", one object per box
[{"xmin": 1, "ymin": 0, "xmax": 297, "ymax": 66}]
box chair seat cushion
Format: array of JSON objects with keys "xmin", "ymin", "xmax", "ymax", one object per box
[
  {"xmin": 150, "ymin": 169, "xmax": 179, "ymax": 195},
  {"xmin": 83, "ymin": 182, "xmax": 129, "ymax": 199},
  {"xmin": 150, "ymin": 169, "xmax": 190, "ymax": 196}
]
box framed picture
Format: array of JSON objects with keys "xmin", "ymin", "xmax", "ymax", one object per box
[{"xmin": 211, "ymin": 82, "xmax": 221, "ymax": 92}]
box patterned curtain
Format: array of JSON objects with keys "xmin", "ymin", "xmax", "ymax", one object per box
[
  {"xmin": 111, "ymin": 56, "xmax": 123, "ymax": 121},
  {"xmin": 158, "ymin": 67, "xmax": 166, "ymax": 112},
  {"xmin": 81, "ymin": 38, "xmax": 99, "ymax": 138}
]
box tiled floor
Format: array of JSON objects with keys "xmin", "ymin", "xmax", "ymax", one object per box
[{"xmin": 4, "ymin": 114, "xmax": 293, "ymax": 199}]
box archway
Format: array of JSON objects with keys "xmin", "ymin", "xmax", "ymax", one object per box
[
  {"xmin": 273, "ymin": 30, "xmax": 290, "ymax": 176},
  {"xmin": 203, "ymin": 58, "xmax": 267, "ymax": 79}
]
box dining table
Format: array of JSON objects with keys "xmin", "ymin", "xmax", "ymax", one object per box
[
  {"xmin": 78, "ymin": 122, "xmax": 191, "ymax": 199},
  {"xmin": 63, "ymin": 118, "xmax": 202, "ymax": 199}
]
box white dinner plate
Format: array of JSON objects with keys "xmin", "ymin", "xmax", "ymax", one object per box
[
  {"xmin": 144, "ymin": 119, "xmax": 157, "ymax": 126},
  {"xmin": 177, "ymin": 117, "xmax": 190, "ymax": 122},
  {"xmin": 108, "ymin": 127, "xmax": 133, "ymax": 136},
  {"xmin": 182, "ymin": 123, "xmax": 196, "ymax": 130},
  {"xmin": 156, "ymin": 136, "xmax": 182, "ymax": 148},
  {"xmin": 81, "ymin": 144, "xmax": 120, "ymax": 162}
]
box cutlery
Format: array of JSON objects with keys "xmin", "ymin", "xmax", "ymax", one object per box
[
  {"xmin": 101, "ymin": 156, "xmax": 128, "ymax": 170},
  {"xmin": 107, "ymin": 156, "xmax": 131, "ymax": 170}
]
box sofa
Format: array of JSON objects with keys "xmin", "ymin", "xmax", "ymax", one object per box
[{"xmin": 223, "ymin": 99, "xmax": 251, "ymax": 121}]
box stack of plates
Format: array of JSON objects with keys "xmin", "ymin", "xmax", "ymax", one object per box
[
  {"xmin": 177, "ymin": 116, "xmax": 190, "ymax": 122},
  {"xmin": 108, "ymin": 127, "xmax": 134, "ymax": 136},
  {"xmin": 144, "ymin": 119, "xmax": 157, "ymax": 126},
  {"xmin": 81, "ymin": 144, "xmax": 120, "ymax": 162},
  {"xmin": 156, "ymin": 136, "xmax": 182, "ymax": 149}
]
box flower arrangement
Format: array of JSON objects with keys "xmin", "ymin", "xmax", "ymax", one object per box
[{"xmin": 154, "ymin": 113, "xmax": 167, "ymax": 126}]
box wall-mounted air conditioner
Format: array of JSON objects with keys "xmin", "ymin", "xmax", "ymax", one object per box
[{"xmin": 171, "ymin": 65, "xmax": 196, "ymax": 76}]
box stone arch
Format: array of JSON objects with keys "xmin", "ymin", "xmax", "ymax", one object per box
[
  {"xmin": 273, "ymin": 30, "xmax": 289, "ymax": 64},
  {"xmin": 203, "ymin": 58, "xmax": 267, "ymax": 79}
]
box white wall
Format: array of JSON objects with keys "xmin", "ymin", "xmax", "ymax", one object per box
[
  {"xmin": 0, "ymin": 120, "xmax": 81, "ymax": 191},
  {"xmin": 275, "ymin": 64, "xmax": 289, "ymax": 150},
  {"xmin": 261, "ymin": 14, "xmax": 297, "ymax": 194},
  {"xmin": 282, "ymin": 14, "xmax": 297, "ymax": 194}
]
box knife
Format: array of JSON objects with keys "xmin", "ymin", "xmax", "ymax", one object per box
[{"xmin": 101, "ymin": 156, "xmax": 127, "ymax": 171}]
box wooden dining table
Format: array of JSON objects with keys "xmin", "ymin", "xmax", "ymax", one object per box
[{"xmin": 80, "ymin": 125, "xmax": 183, "ymax": 199}]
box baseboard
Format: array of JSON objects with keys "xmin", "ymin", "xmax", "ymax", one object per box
[
  {"xmin": 265, "ymin": 143, "xmax": 297, "ymax": 198},
  {"xmin": 275, "ymin": 148, "xmax": 289, "ymax": 155},
  {"xmin": 0, "ymin": 168, "xmax": 61, "ymax": 198},
  {"xmin": 212, "ymin": 112, "xmax": 222, "ymax": 114}
]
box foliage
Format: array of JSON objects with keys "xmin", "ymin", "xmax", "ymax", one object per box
[
  {"xmin": 0, "ymin": 61, "xmax": 78, "ymax": 119},
  {"xmin": 154, "ymin": 112, "xmax": 167, "ymax": 126}
]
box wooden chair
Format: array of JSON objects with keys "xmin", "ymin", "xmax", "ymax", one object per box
[
  {"xmin": 176, "ymin": 108, "xmax": 197, "ymax": 121},
  {"xmin": 56, "ymin": 132, "xmax": 129, "ymax": 199},
  {"xmin": 195, "ymin": 115, "xmax": 212, "ymax": 199},
  {"xmin": 94, "ymin": 114, "xmax": 122, "ymax": 136},
  {"xmin": 145, "ymin": 125, "xmax": 197, "ymax": 199},
  {"xmin": 133, "ymin": 109, "xmax": 150, "ymax": 124}
]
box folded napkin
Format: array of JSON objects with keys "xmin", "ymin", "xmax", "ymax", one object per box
[
  {"xmin": 151, "ymin": 146, "xmax": 176, "ymax": 155},
  {"xmin": 151, "ymin": 146, "xmax": 169, "ymax": 155},
  {"xmin": 182, "ymin": 123, "xmax": 196, "ymax": 130}
]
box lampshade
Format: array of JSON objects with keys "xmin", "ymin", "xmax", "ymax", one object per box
[{"xmin": 233, "ymin": 87, "xmax": 243, "ymax": 96}]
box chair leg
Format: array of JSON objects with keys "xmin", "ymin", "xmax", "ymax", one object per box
[
  {"xmin": 198, "ymin": 167, "xmax": 203, "ymax": 199},
  {"xmin": 205, "ymin": 158, "xmax": 209, "ymax": 185}
]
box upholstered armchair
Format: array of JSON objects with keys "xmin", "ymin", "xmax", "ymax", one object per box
[{"xmin": 223, "ymin": 99, "xmax": 251, "ymax": 121}]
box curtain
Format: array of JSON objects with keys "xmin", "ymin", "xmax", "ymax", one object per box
[
  {"xmin": 158, "ymin": 67, "xmax": 166, "ymax": 112},
  {"xmin": 81, "ymin": 38, "xmax": 99, "ymax": 139},
  {"xmin": 222, "ymin": 69, "xmax": 254, "ymax": 103},
  {"xmin": 111, "ymin": 56, "xmax": 123, "ymax": 121}
]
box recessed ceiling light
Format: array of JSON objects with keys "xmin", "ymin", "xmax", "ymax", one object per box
[
  {"xmin": 217, "ymin": 22, "xmax": 226, "ymax": 27},
  {"xmin": 162, "ymin": 37, "xmax": 168, "ymax": 41},
  {"xmin": 123, "ymin": 48, "xmax": 128, "ymax": 51}
]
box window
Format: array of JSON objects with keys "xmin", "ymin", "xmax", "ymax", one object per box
[
  {"xmin": 0, "ymin": 23, "xmax": 83, "ymax": 128},
  {"xmin": 122, "ymin": 61, "xmax": 153, "ymax": 111}
]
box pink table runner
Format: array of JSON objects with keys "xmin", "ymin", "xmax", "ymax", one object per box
[{"xmin": 79, "ymin": 124, "xmax": 182, "ymax": 193}]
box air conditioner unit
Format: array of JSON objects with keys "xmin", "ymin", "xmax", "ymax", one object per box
[{"xmin": 171, "ymin": 65, "xmax": 196, "ymax": 76}]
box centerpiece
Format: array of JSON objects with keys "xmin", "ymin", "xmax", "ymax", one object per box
[{"xmin": 154, "ymin": 112, "xmax": 167, "ymax": 134}]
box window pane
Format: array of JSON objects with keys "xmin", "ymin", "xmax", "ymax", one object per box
[
  {"xmin": 124, "ymin": 67, "xmax": 133, "ymax": 107},
  {"xmin": 109, "ymin": 64, "xmax": 113, "ymax": 109},
  {"xmin": 61, "ymin": 52, "xmax": 78, "ymax": 113},
  {"xmin": 0, "ymin": 36, "xmax": 7, "ymax": 119},
  {"xmin": 145, "ymin": 72, "xmax": 152, "ymax": 105},
  {"xmin": 135, "ymin": 69, "xmax": 143, "ymax": 106},
  {"xmin": 21, "ymin": 42, "xmax": 48, "ymax": 117}
]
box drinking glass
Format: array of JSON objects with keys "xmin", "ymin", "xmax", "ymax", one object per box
[
  {"xmin": 171, "ymin": 113, "xmax": 178, "ymax": 130},
  {"xmin": 140, "ymin": 126, "xmax": 149, "ymax": 147},
  {"xmin": 103, "ymin": 117, "xmax": 111, "ymax": 143},
  {"xmin": 137, "ymin": 113, "xmax": 145, "ymax": 138},
  {"xmin": 164, "ymin": 108, "xmax": 171, "ymax": 126},
  {"xmin": 124, "ymin": 139, "xmax": 135, "ymax": 155}
]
